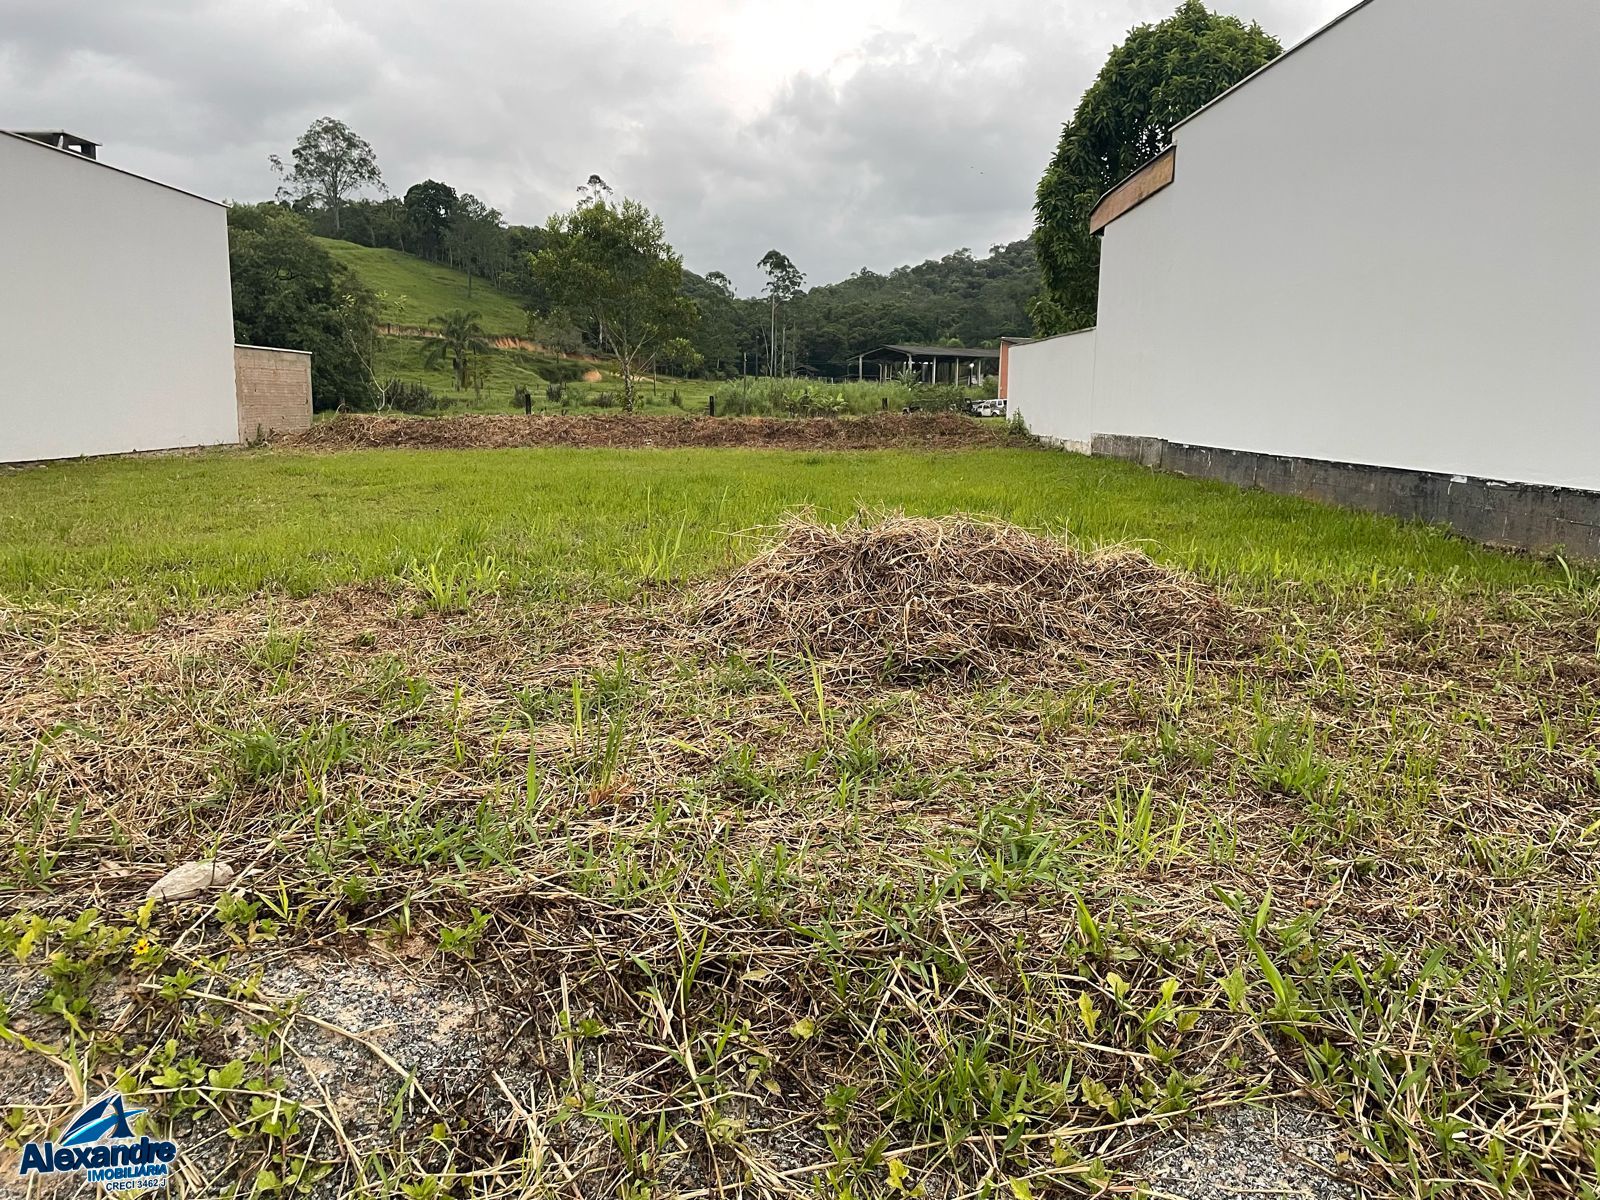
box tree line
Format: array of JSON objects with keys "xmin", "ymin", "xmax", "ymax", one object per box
[{"xmin": 233, "ymin": 3, "xmax": 1285, "ymax": 408}]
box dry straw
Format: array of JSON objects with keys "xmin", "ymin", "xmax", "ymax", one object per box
[
  {"xmin": 695, "ymin": 512, "xmax": 1236, "ymax": 679},
  {"xmin": 282, "ymin": 412, "xmax": 1024, "ymax": 452}
]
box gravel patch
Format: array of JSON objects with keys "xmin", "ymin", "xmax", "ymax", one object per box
[
  {"xmin": 1132, "ymin": 1103, "xmax": 1368, "ymax": 1199},
  {"xmin": 242, "ymin": 952, "xmax": 500, "ymax": 1148}
]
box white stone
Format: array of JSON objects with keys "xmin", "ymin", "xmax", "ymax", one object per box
[{"xmin": 146, "ymin": 861, "xmax": 235, "ymax": 901}]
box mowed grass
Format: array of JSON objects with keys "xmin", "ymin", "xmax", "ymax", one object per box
[
  {"xmin": 0, "ymin": 446, "xmax": 1568, "ymax": 603},
  {"xmin": 5, "ymin": 445, "xmax": 1599, "ymax": 1197},
  {"xmin": 315, "ymin": 237, "xmax": 531, "ymax": 333}
]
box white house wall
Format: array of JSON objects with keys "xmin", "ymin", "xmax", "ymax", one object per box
[
  {"xmin": 1092, "ymin": 0, "xmax": 1600, "ymax": 491},
  {"xmin": 0, "ymin": 135, "xmax": 237, "ymax": 463},
  {"xmin": 1007, "ymin": 331, "xmax": 1097, "ymax": 451}
]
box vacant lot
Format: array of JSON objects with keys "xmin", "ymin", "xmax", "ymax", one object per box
[{"xmin": 1, "ymin": 444, "xmax": 1596, "ymax": 1198}]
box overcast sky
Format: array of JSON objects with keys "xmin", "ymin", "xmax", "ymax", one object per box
[{"xmin": 1, "ymin": 0, "xmax": 1349, "ymax": 291}]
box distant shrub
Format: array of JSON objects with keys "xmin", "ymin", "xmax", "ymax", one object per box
[
  {"xmin": 546, "ymin": 381, "xmax": 565, "ymax": 404},
  {"xmin": 905, "ymin": 385, "xmax": 968, "ymax": 414},
  {"xmin": 540, "ymin": 359, "xmax": 586, "ymax": 384},
  {"xmin": 670, "ymin": 388, "xmax": 683, "ymax": 408},
  {"xmin": 591, "ymin": 391, "xmax": 617, "ymax": 408},
  {"xmin": 378, "ymin": 378, "xmax": 442, "ymax": 413}
]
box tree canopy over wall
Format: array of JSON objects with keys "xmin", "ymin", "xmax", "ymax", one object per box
[{"xmin": 1031, "ymin": 1, "xmax": 1280, "ymax": 334}]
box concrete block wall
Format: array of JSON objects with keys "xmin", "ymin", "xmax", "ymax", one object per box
[
  {"xmin": 1093, "ymin": 435, "xmax": 1600, "ymax": 559},
  {"xmin": 234, "ymin": 345, "xmax": 312, "ymax": 442}
]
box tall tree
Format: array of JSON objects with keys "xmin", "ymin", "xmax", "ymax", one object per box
[
  {"xmin": 270, "ymin": 117, "xmax": 386, "ymax": 235},
  {"xmin": 681, "ymin": 270, "xmax": 743, "ymax": 376},
  {"xmin": 403, "ymin": 180, "xmax": 458, "ymax": 260},
  {"xmin": 443, "ymin": 193, "xmax": 507, "ymax": 297},
  {"xmin": 1030, "ymin": 1, "xmax": 1279, "ymax": 333},
  {"xmin": 424, "ymin": 310, "xmax": 490, "ymax": 390},
  {"xmin": 227, "ymin": 204, "xmax": 379, "ymax": 410},
  {"xmin": 757, "ymin": 250, "xmax": 804, "ymax": 376},
  {"xmin": 530, "ymin": 191, "xmax": 697, "ymax": 412}
]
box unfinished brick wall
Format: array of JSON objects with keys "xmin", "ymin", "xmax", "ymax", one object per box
[{"xmin": 234, "ymin": 345, "xmax": 312, "ymax": 442}]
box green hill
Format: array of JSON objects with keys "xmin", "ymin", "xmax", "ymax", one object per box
[{"xmin": 314, "ymin": 238, "xmax": 530, "ymax": 334}]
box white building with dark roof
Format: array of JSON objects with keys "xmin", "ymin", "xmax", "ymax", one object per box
[{"xmin": 0, "ymin": 129, "xmax": 242, "ymax": 463}]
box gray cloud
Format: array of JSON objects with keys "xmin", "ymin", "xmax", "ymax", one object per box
[{"xmin": 0, "ymin": 0, "xmax": 1349, "ymax": 291}]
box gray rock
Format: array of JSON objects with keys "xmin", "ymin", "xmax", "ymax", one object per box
[{"xmin": 145, "ymin": 860, "xmax": 235, "ymax": 901}]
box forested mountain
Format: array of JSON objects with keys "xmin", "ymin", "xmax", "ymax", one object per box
[
  {"xmin": 258, "ymin": 120, "xmax": 1037, "ymax": 381},
  {"xmin": 791, "ymin": 241, "xmax": 1037, "ymax": 374},
  {"xmin": 676, "ymin": 240, "xmax": 1037, "ymax": 377},
  {"xmin": 322, "ymin": 218, "xmax": 1038, "ymax": 378}
]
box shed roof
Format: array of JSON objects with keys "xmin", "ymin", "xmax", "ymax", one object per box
[{"xmin": 863, "ymin": 344, "xmax": 1001, "ymax": 360}]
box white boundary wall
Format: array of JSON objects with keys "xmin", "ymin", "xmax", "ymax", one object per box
[
  {"xmin": 1094, "ymin": 0, "xmax": 1600, "ymax": 491},
  {"xmin": 0, "ymin": 133, "xmax": 238, "ymax": 463},
  {"xmin": 1006, "ymin": 331, "xmax": 1096, "ymax": 451},
  {"xmin": 1013, "ymin": 0, "xmax": 1600, "ymax": 493}
]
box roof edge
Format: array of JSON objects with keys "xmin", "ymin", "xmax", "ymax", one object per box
[
  {"xmin": 1170, "ymin": 0, "xmax": 1380, "ymax": 135},
  {"xmin": 0, "ymin": 130, "xmax": 228, "ymax": 209},
  {"xmin": 1089, "ymin": 146, "xmax": 1177, "ymax": 234}
]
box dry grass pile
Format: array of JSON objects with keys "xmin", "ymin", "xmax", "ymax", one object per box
[
  {"xmin": 696, "ymin": 513, "xmax": 1237, "ymax": 678},
  {"xmin": 279, "ymin": 412, "xmax": 1022, "ymax": 452}
]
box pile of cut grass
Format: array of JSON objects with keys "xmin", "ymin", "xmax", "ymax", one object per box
[
  {"xmin": 284, "ymin": 412, "xmax": 1020, "ymax": 453},
  {"xmin": 697, "ymin": 513, "xmax": 1239, "ymax": 679}
]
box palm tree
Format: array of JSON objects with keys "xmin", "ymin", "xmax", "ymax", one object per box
[{"xmin": 424, "ymin": 310, "xmax": 489, "ymax": 391}]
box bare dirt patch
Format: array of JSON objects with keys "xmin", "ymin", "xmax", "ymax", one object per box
[{"xmin": 276, "ymin": 411, "xmax": 1025, "ymax": 452}]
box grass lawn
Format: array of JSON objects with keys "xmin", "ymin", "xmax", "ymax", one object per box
[
  {"xmin": 0, "ymin": 446, "xmax": 1560, "ymax": 599},
  {"xmin": 315, "ymin": 238, "xmax": 531, "ymax": 333},
  {"xmin": 1, "ymin": 443, "xmax": 1596, "ymax": 1198}
]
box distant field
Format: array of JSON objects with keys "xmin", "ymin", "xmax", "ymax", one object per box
[
  {"xmin": 370, "ymin": 333, "xmax": 701, "ymax": 414},
  {"xmin": 315, "ymin": 237, "xmax": 531, "ymax": 333}
]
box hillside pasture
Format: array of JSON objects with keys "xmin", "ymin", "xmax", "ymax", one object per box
[{"xmin": 315, "ymin": 237, "xmax": 532, "ymax": 333}]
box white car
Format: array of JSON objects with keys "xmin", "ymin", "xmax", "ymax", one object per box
[{"xmin": 965, "ymin": 398, "xmax": 1006, "ymax": 418}]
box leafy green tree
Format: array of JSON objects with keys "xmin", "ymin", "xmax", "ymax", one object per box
[
  {"xmin": 424, "ymin": 310, "xmax": 490, "ymax": 390},
  {"xmin": 658, "ymin": 336, "xmax": 704, "ymax": 378},
  {"xmin": 403, "ymin": 180, "xmax": 458, "ymax": 259},
  {"xmin": 227, "ymin": 203, "xmax": 379, "ymax": 410},
  {"xmin": 757, "ymin": 250, "xmax": 804, "ymax": 376},
  {"xmin": 1031, "ymin": 1, "xmax": 1279, "ymax": 333},
  {"xmin": 340, "ymin": 197, "xmax": 410, "ymax": 251},
  {"xmin": 269, "ymin": 117, "xmax": 385, "ymax": 235},
  {"xmin": 443, "ymin": 193, "xmax": 507, "ymax": 297},
  {"xmin": 530, "ymin": 192, "xmax": 697, "ymax": 412},
  {"xmin": 681, "ymin": 269, "xmax": 743, "ymax": 376}
]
